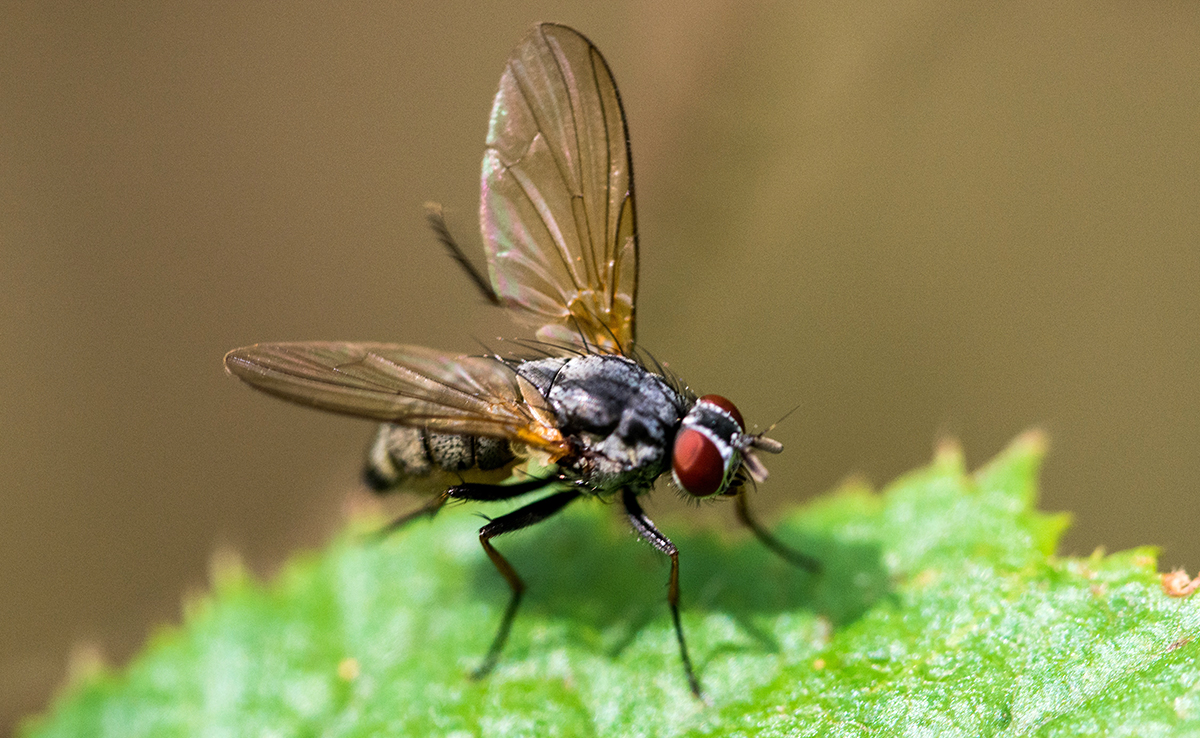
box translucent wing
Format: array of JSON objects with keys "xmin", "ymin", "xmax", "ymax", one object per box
[
  {"xmin": 481, "ymin": 23, "xmax": 638, "ymax": 353},
  {"xmin": 224, "ymin": 342, "xmax": 567, "ymax": 453}
]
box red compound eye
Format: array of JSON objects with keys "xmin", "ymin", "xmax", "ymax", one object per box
[
  {"xmin": 672, "ymin": 428, "xmax": 725, "ymax": 497},
  {"xmin": 698, "ymin": 394, "xmax": 744, "ymax": 431}
]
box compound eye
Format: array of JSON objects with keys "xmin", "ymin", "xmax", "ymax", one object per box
[
  {"xmin": 672, "ymin": 427, "xmax": 726, "ymax": 497},
  {"xmin": 698, "ymin": 394, "xmax": 744, "ymax": 431}
]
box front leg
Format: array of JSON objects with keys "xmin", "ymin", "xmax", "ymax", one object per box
[
  {"xmin": 733, "ymin": 487, "xmax": 821, "ymax": 573},
  {"xmin": 621, "ymin": 489, "xmax": 703, "ymax": 698}
]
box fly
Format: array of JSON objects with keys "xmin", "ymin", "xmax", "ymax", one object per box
[{"xmin": 224, "ymin": 23, "xmax": 818, "ymax": 698}]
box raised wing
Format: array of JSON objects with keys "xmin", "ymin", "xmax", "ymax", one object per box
[
  {"xmin": 224, "ymin": 342, "xmax": 567, "ymax": 454},
  {"xmin": 481, "ymin": 23, "xmax": 638, "ymax": 354}
]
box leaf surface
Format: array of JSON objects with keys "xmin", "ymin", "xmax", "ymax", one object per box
[{"xmin": 24, "ymin": 433, "xmax": 1200, "ymax": 737}]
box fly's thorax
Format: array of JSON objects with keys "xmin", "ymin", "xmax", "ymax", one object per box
[
  {"xmin": 519, "ymin": 354, "xmax": 685, "ymax": 491},
  {"xmin": 364, "ymin": 422, "xmax": 515, "ymax": 493}
]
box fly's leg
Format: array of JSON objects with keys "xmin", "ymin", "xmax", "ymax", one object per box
[
  {"xmin": 425, "ymin": 202, "xmax": 501, "ymax": 305},
  {"xmin": 472, "ymin": 489, "xmax": 581, "ymax": 679},
  {"xmin": 374, "ymin": 476, "xmax": 559, "ymax": 538},
  {"xmin": 734, "ymin": 487, "xmax": 821, "ymax": 573},
  {"xmin": 621, "ymin": 489, "xmax": 703, "ymax": 698},
  {"xmin": 372, "ymin": 491, "xmax": 452, "ymax": 539},
  {"xmin": 448, "ymin": 476, "xmax": 560, "ymax": 501}
]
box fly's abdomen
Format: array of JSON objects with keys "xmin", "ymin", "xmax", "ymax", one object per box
[{"xmin": 364, "ymin": 422, "xmax": 514, "ymax": 492}]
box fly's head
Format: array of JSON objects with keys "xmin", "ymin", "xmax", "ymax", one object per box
[{"xmin": 670, "ymin": 394, "xmax": 783, "ymax": 499}]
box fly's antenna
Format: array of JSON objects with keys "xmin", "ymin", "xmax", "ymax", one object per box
[
  {"xmin": 425, "ymin": 202, "xmax": 502, "ymax": 306},
  {"xmin": 748, "ymin": 435, "xmax": 784, "ymax": 454},
  {"xmin": 745, "ymin": 402, "xmax": 801, "ymax": 454},
  {"xmin": 760, "ymin": 402, "xmax": 802, "ymax": 438},
  {"xmin": 737, "ymin": 402, "xmax": 796, "ymax": 474}
]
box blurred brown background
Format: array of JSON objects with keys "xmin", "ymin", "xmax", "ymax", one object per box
[{"xmin": 3, "ymin": 0, "xmax": 1198, "ymax": 732}]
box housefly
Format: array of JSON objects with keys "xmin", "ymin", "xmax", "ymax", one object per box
[{"xmin": 224, "ymin": 23, "xmax": 818, "ymax": 698}]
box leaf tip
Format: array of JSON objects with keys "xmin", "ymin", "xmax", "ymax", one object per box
[
  {"xmin": 835, "ymin": 471, "xmax": 874, "ymax": 494},
  {"xmin": 208, "ymin": 545, "xmax": 248, "ymax": 592},
  {"xmin": 1011, "ymin": 427, "xmax": 1049, "ymax": 457},
  {"xmin": 64, "ymin": 641, "xmax": 106, "ymax": 688},
  {"xmin": 973, "ymin": 428, "xmax": 1050, "ymax": 509},
  {"xmin": 932, "ymin": 435, "xmax": 965, "ymax": 471}
]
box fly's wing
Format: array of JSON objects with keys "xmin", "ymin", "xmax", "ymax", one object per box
[
  {"xmin": 224, "ymin": 342, "xmax": 567, "ymax": 454},
  {"xmin": 481, "ymin": 23, "xmax": 637, "ymax": 354}
]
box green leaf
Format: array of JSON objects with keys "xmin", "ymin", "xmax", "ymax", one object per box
[{"xmin": 22, "ymin": 432, "xmax": 1200, "ymax": 736}]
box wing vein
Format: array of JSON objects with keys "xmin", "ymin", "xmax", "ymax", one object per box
[
  {"xmin": 505, "ymin": 63, "xmax": 587, "ymax": 296},
  {"xmin": 480, "ymin": 23, "xmax": 638, "ymax": 353}
]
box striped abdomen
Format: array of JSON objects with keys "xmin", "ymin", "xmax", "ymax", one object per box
[{"xmin": 363, "ymin": 422, "xmax": 515, "ymax": 492}]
